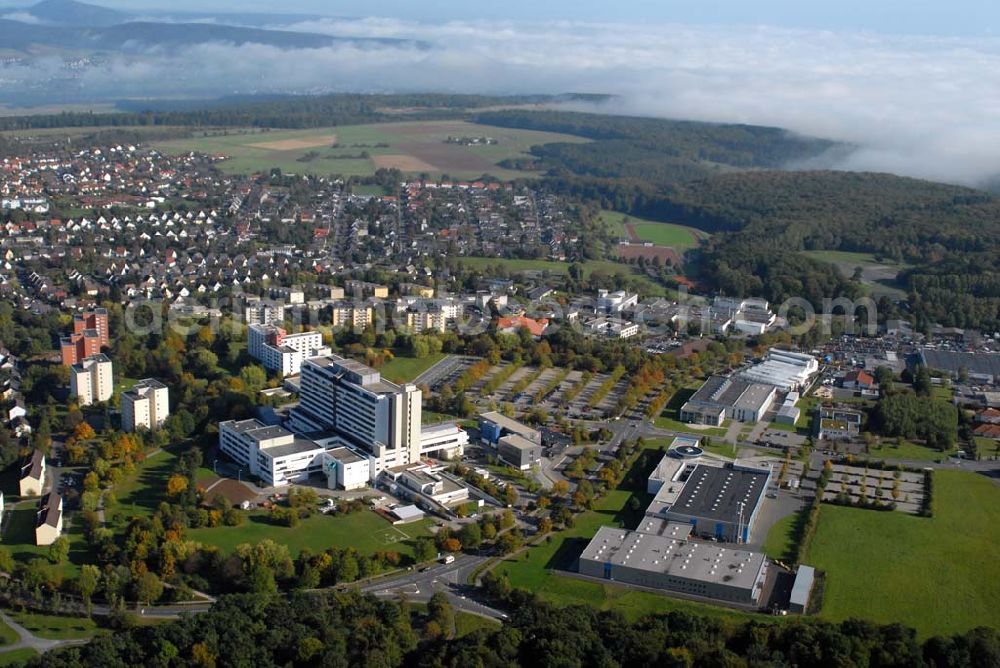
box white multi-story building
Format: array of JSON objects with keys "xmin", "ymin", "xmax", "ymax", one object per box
[
  {"xmin": 69, "ymin": 353, "xmax": 113, "ymax": 406},
  {"xmin": 247, "ymin": 324, "xmax": 329, "ymax": 377},
  {"xmin": 330, "ymin": 302, "xmax": 375, "ymax": 330},
  {"xmin": 597, "ymin": 289, "xmax": 638, "ymax": 314},
  {"xmin": 585, "ymin": 317, "xmax": 640, "ymax": 339},
  {"xmin": 218, "ymin": 419, "xmax": 330, "ymax": 487},
  {"xmin": 121, "ymin": 379, "xmax": 169, "ymax": 432},
  {"xmin": 290, "ymin": 355, "xmax": 466, "ymax": 480},
  {"xmin": 245, "ymin": 298, "xmax": 286, "ymax": 326}
]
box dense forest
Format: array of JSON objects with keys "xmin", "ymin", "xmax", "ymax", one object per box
[
  {"xmin": 0, "ymin": 94, "xmax": 565, "ymax": 132},
  {"xmin": 31, "ymin": 590, "xmax": 1000, "ymax": 667},
  {"xmin": 478, "ymin": 109, "xmax": 842, "ymax": 182}
]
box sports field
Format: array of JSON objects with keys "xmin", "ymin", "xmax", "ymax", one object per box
[
  {"xmin": 600, "ymin": 211, "xmax": 708, "ymax": 249},
  {"xmin": 154, "ymin": 120, "xmax": 590, "ymax": 180},
  {"xmin": 187, "ymin": 509, "xmax": 435, "ymax": 558},
  {"xmin": 804, "ymin": 470, "xmax": 1000, "ymax": 637}
]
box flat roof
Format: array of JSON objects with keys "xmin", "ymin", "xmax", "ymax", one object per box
[
  {"xmin": 667, "ymin": 464, "xmax": 769, "ymax": 524},
  {"xmin": 733, "ymin": 383, "xmax": 775, "ymax": 412},
  {"xmin": 326, "ymin": 446, "xmax": 366, "ymax": 464},
  {"xmin": 261, "ymin": 437, "xmax": 325, "ymax": 459},
  {"xmin": 790, "ymin": 565, "xmax": 815, "ymax": 607},
  {"xmin": 920, "ymin": 348, "xmax": 1000, "ymax": 378},
  {"xmin": 479, "ymin": 411, "xmax": 539, "ymax": 439},
  {"xmin": 580, "ymin": 526, "xmax": 765, "ymax": 591},
  {"xmin": 499, "ymin": 433, "xmax": 540, "ymax": 451},
  {"xmin": 391, "ymin": 504, "xmax": 425, "ymax": 521}
]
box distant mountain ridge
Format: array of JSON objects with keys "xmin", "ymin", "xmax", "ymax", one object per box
[
  {"xmin": 0, "ymin": 0, "xmax": 423, "ymax": 52},
  {"xmin": 17, "ymin": 0, "xmax": 128, "ymax": 26}
]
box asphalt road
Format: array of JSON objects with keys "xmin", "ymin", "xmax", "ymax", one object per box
[{"xmin": 360, "ymin": 554, "xmax": 508, "ymax": 620}]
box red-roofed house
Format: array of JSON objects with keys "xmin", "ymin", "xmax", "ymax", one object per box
[
  {"xmin": 842, "ymin": 369, "xmax": 876, "ymax": 391},
  {"xmin": 497, "ymin": 315, "xmax": 549, "ymax": 338}
]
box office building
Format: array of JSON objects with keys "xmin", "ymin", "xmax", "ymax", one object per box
[
  {"xmin": 69, "ymin": 353, "xmax": 113, "ymax": 406},
  {"xmin": 290, "ymin": 355, "xmax": 466, "ymax": 480},
  {"xmin": 680, "ymin": 375, "xmax": 777, "ymax": 426},
  {"xmin": 478, "ymin": 411, "xmax": 540, "ymax": 447},
  {"xmin": 248, "ymin": 324, "xmax": 329, "ymax": 377},
  {"xmin": 218, "ymin": 419, "xmax": 329, "ymax": 487},
  {"xmin": 596, "ymin": 289, "xmax": 638, "ymax": 314},
  {"xmin": 498, "ymin": 433, "xmax": 543, "ymax": 470},
  {"xmin": 322, "ymin": 447, "xmax": 370, "ymax": 490},
  {"xmin": 121, "ymin": 379, "xmax": 169, "ymax": 432}
]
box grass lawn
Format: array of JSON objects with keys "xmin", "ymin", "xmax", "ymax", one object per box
[
  {"xmin": 455, "ymin": 612, "xmax": 501, "ymax": 637},
  {"xmin": 0, "ymin": 648, "xmax": 37, "ymax": 666},
  {"xmin": 805, "ymin": 470, "xmax": 1000, "ymax": 638},
  {"xmin": 6, "ymin": 610, "xmax": 98, "ymax": 640},
  {"xmin": 110, "ymin": 447, "xmax": 180, "ymax": 520},
  {"xmin": 188, "ymin": 510, "xmax": 436, "ymax": 559},
  {"xmin": 795, "ymin": 396, "xmax": 819, "ymax": 429},
  {"xmin": 496, "ymin": 445, "xmax": 766, "ymax": 625},
  {"xmin": 3, "ymin": 502, "xmax": 90, "ymax": 579},
  {"xmin": 762, "ymin": 513, "xmax": 799, "ymax": 562},
  {"xmin": 0, "ymin": 619, "xmax": 16, "ymax": 646},
  {"xmin": 379, "ymin": 352, "xmax": 447, "ymax": 384},
  {"xmin": 154, "ymin": 120, "xmax": 589, "ymax": 180},
  {"xmin": 863, "ymin": 440, "xmax": 952, "ymax": 463}
]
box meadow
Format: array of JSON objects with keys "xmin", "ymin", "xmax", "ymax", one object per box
[
  {"xmin": 187, "ymin": 510, "xmax": 436, "ymax": 559},
  {"xmin": 154, "ymin": 120, "xmax": 590, "ymax": 180},
  {"xmin": 804, "ymin": 470, "xmax": 1000, "ymax": 637}
]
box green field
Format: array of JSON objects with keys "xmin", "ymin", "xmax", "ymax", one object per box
[
  {"xmin": 188, "ymin": 510, "xmax": 436, "ymax": 559},
  {"xmin": 6, "ymin": 610, "xmax": 97, "ymax": 640},
  {"xmin": 154, "ymin": 121, "xmax": 590, "ymax": 180},
  {"xmin": 864, "ymin": 439, "xmax": 952, "ymax": 463},
  {"xmin": 379, "ymin": 352, "xmax": 447, "ymax": 384},
  {"xmin": 0, "ymin": 619, "xmax": 16, "ymax": 647},
  {"xmin": 805, "ymin": 470, "xmax": 1000, "ymax": 637},
  {"xmin": 0, "ymin": 648, "xmax": 37, "ymax": 666},
  {"xmin": 111, "ymin": 448, "xmax": 180, "ymax": 520}
]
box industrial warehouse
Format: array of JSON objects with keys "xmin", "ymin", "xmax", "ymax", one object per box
[
  {"xmin": 644, "ymin": 449, "xmax": 771, "ymax": 543},
  {"xmin": 577, "ymin": 439, "xmax": 785, "ymax": 608},
  {"xmin": 578, "ymin": 521, "xmax": 769, "ymax": 606}
]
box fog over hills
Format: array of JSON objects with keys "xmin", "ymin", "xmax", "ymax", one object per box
[{"xmin": 0, "ymin": 0, "xmax": 997, "ymax": 186}]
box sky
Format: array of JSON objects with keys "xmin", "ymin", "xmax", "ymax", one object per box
[{"xmin": 99, "ymin": 0, "xmax": 1000, "ymax": 37}]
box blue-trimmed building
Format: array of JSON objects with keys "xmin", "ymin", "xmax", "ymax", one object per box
[{"xmin": 478, "ymin": 411, "xmax": 540, "ymax": 447}]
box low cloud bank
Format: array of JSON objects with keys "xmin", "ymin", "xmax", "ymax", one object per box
[{"xmin": 4, "ymin": 16, "xmax": 999, "ymax": 185}]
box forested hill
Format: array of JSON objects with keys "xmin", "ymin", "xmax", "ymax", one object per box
[
  {"xmin": 30, "ymin": 590, "xmax": 1000, "ymax": 667},
  {"xmin": 665, "ymin": 171, "xmax": 1000, "ymax": 329},
  {"xmin": 671, "ymin": 171, "xmax": 1000, "ymax": 260},
  {"xmin": 475, "ymin": 109, "xmax": 844, "ymax": 182},
  {"xmin": 0, "ymin": 94, "xmax": 562, "ymax": 132}
]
